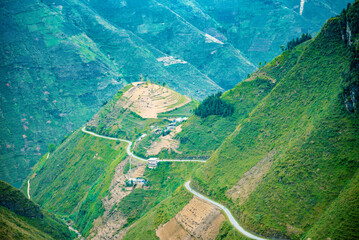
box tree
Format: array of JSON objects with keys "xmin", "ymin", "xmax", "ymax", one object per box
[
  {"xmin": 286, "ymin": 33, "xmax": 312, "ymax": 50},
  {"xmin": 48, "ymin": 143, "xmax": 56, "ymax": 152},
  {"xmin": 194, "ymin": 92, "xmax": 234, "ymax": 118}
]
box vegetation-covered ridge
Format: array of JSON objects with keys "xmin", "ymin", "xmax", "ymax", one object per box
[
  {"xmin": 171, "ymin": 39, "xmax": 306, "ymax": 159},
  {"xmin": 0, "ymin": 180, "xmax": 74, "ymax": 240},
  {"xmin": 284, "ymin": 33, "xmax": 312, "ymax": 50},
  {"xmin": 1, "ymin": 0, "xmax": 351, "ymax": 188},
  {"xmin": 14, "ymin": 2, "xmax": 358, "ymax": 240},
  {"xmin": 191, "ymin": 2, "xmax": 359, "ymax": 239},
  {"xmin": 20, "ymin": 129, "xmax": 128, "ymax": 237}
]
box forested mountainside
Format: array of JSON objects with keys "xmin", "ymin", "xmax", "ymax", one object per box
[
  {"xmin": 0, "ymin": 180, "xmax": 74, "ymax": 239},
  {"xmin": 0, "ymin": 0, "xmax": 350, "ymax": 188},
  {"xmin": 17, "ymin": 2, "xmax": 359, "ymax": 239}
]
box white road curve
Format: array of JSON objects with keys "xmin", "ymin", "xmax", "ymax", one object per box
[
  {"xmin": 184, "ymin": 181, "xmax": 268, "ymax": 240},
  {"xmin": 81, "ymin": 127, "xmax": 207, "ymax": 163},
  {"xmin": 27, "ymin": 180, "xmax": 31, "ymax": 199}
]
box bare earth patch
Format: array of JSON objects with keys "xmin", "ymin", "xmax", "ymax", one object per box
[
  {"xmin": 88, "ymin": 157, "xmax": 146, "ymax": 240},
  {"xmin": 121, "ymin": 82, "xmax": 191, "ymax": 118},
  {"xmin": 226, "ymin": 149, "xmax": 277, "ymax": 204},
  {"xmin": 147, "ymin": 125, "xmax": 183, "ymax": 156},
  {"xmin": 156, "ymin": 196, "xmax": 225, "ymax": 240}
]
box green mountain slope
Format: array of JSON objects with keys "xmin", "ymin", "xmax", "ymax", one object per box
[
  {"xmin": 174, "ymin": 44, "xmax": 307, "ymax": 158},
  {"xmin": 304, "ymin": 170, "xmax": 359, "ymax": 240},
  {"xmin": 191, "ymin": 2, "xmax": 359, "ymax": 239},
  {"xmin": 0, "ymin": 180, "xmax": 74, "ymax": 240},
  {"xmin": 87, "ymin": 0, "xmax": 257, "ymax": 90},
  {"xmin": 0, "ymin": 0, "xmax": 122, "ymax": 187},
  {"xmin": 20, "ymin": 129, "xmax": 128, "ymax": 236},
  {"xmin": 0, "ymin": 0, "xmax": 351, "ymax": 188},
  {"xmin": 20, "ymin": 84, "xmax": 202, "ymax": 238},
  {"xmin": 0, "ymin": 0, "xmax": 221, "ymax": 187},
  {"xmin": 195, "ymin": 0, "xmax": 353, "ymax": 65}
]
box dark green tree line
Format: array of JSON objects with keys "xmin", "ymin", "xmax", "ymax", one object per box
[{"xmin": 194, "ymin": 92, "xmax": 234, "ymax": 118}]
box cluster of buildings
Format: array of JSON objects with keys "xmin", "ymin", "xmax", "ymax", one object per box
[{"xmin": 150, "ymin": 117, "xmax": 189, "ymax": 135}]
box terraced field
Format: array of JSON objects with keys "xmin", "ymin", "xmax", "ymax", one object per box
[{"xmin": 121, "ymin": 82, "xmax": 192, "ymax": 118}]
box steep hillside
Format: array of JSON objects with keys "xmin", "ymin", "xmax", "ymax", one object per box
[
  {"xmin": 87, "ymin": 0, "xmax": 257, "ymax": 90},
  {"xmin": 124, "ymin": 3, "xmax": 359, "ymax": 239},
  {"xmin": 0, "ymin": 180, "xmax": 74, "ymax": 239},
  {"xmin": 191, "ymin": 2, "xmax": 359, "ymax": 239},
  {"xmin": 0, "ymin": 0, "xmax": 220, "ymax": 187},
  {"xmin": 134, "ymin": 40, "xmax": 307, "ymax": 160},
  {"xmin": 20, "ymin": 129, "xmax": 128, "ymax": 236},
  {"xmin": 0, "ymin": 0, "xmax": 351, "ymax": 188},
  {"xmin": 195, "ymin": 0, "xmax": 352, "ymax": 65},
  {"xmin": 173, "ymin": 43, "xmax": 307, "ymax": 158},
  {"xmin": 0, "ymin": 0, "xmax": 122, "ymax": 187},
  {"xmin": 20, "ymin": 83, "xmax": 203, "ymax": 238}
]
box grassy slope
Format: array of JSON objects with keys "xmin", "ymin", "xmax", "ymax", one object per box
[
  {"xmin": 304, "ymin": 170, "xmax": 359, "ymax": 240},
  {"xmin": 20, "ymin": 129, "xmax": 127, "ymax": 237},
  {"xmin": 117, "ymin": 161, "xmax": 199, "ymax": 229},
  {"xmin": 123, "ymin": 186, "xmax": 193, "ymax": 240},
  {"xmin": 0, "ymin": 0, "xmax": 122, "ymax": 187},
  {"xmin": 19, "ymin": 83, "xmax": 198, "ymax": 238},
  {"xmin": 0, "ymin": 181, "xmax": 74, "ymax": 240},
  {"xmin": 175, "ymin": 44, "xmax": 306, "ymax": 158},
  {"xmin": 1, "ymin": 0, "xmax": 223, "ymax": 188},
  {"xmin": 192, "ymin": 10, "xmax": 359, "ymax": 239},
  {"xmin": 120, "ymin": 43, "xmax": 312, "ymax": 239}
]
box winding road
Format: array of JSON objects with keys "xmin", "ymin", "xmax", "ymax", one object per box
[
  {"xmin": 82, "ymin": 127, "xmax": 266, "ymax": 239},
  {"xmin": 81, "ymin": 127, "xmax": 207, "ymax": 163},
  {"xmin": 185, "ymin": 181, "xmax": 268, "ymax": 240}
]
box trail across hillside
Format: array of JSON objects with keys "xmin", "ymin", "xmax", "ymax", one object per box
[
  {"xmin": 82, "ymin": 127, "xmax": 266, "ymax": 239},
  {"xmin": 27, "ymin": 180, "xmax": 30, "ymax": 199},
  {"xmin": 81, "ymin": 127, "xmax": 207, "ymax": 163},
  {"xmin": 185, "ymin": 181, "xmax": 268, "ymax": 240}
]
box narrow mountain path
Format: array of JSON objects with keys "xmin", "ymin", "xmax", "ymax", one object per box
[
  {"xmin": 82, "ymin": 127, "xmax": 266, "ymax": 239},
  {"xmin": 27, "ymin": 152, "xmax": 50, "ymax": 199},
  {"xmin": 27, "ymin": 180, "xmax": 30, "ymax": 199},
  {"xmin": 184, "ymin": 181, "xmax": 268, "ymax": 240},
  {"xmin": 81, "ymin": 127, "xmax": 207, "ymax": 163}
]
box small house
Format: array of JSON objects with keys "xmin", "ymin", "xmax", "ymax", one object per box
[{"xmin": 148, "ymin": 158, "xmax": 159, "ymax": 169}]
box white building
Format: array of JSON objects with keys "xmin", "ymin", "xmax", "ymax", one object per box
[{"xmin": 148, "ymin": 158, "xmax": 159, "ymax": 169}]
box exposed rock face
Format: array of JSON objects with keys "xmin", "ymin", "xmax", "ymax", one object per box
[
  {"xmin": 346, "ymin": 21, "xmax": 352, "ymax": 46},
  {"xmin": 156, "ymin": 196, "xmax": 225, "ymax": 240},
  {"xmin": 344, "ymin": 85, "xmax": 359, "ymax": 113}
]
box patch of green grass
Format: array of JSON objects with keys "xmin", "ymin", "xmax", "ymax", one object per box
[
  {"xmin": 304, "ymin": 170, "xmax": 359, "ymax": 240},
  {"xmin": 0, "ymin": 181, "xmax": 74, "ymax": 240},
  {"xmin": 123, "ymin": 186, "xmax": 192, "ymax": 240},
  {"xmin": 117, "ymin": 162, "xmax": 200, "ymax": 228},
  {"xmin": 21, "ymin": 130, "xmax": 127, "ymax": 237},
  {"xmin": 192, "ymin": 11, "xmax": 359, "ymax": 239},
  {"xmin": 215, "ymin": 220, "xmax": 252, "ymax": 240},
  {"xmin": 157, "ymin": 100, "xmax": 197, "ymax": 118}
]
